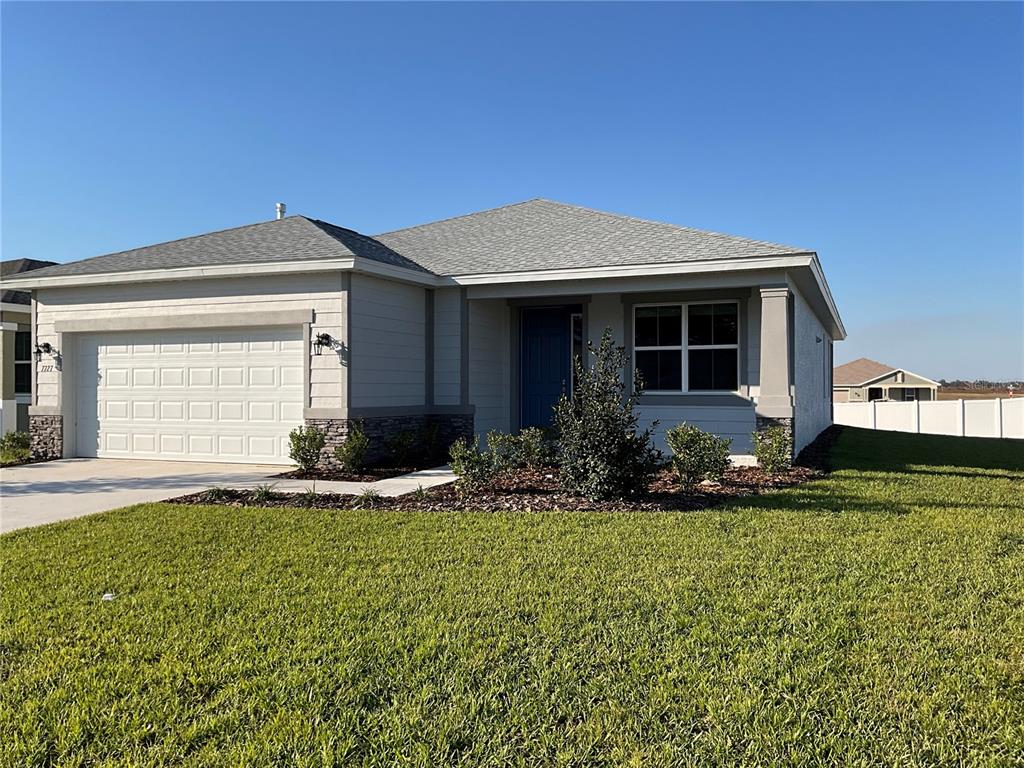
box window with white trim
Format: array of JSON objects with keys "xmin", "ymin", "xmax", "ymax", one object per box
[
  {"xmin": 14, "ymin": 331, "xmax": 32, "ymax": 395},
  {"xmin": 633, "ymin": 302, "xmax": 739, "ymax": 392}
]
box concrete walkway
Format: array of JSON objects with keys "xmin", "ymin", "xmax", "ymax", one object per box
[{"xmin": 1, "ymin": 459, "xmax": 456, "ymax": 533}]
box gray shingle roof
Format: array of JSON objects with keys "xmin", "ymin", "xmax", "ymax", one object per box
[
  {"xmin": 1, "ymin": 258, "xmax": 58, "ymax": 303},
  {"xmin": 374, "ymin": 199, "xmax": 809, "ymax": 276},
  {"xmin": 12, "ymin": 216, "xmax": 429, "ymax": 281},
  {"xmin": 9, "ymin": 200, "xmax": 810, "ymax": 283}
]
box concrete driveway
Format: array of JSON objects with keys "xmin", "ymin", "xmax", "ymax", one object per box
[{"xmin": 1, "ymin": 459, "xmax": 277, "ymax": 533}]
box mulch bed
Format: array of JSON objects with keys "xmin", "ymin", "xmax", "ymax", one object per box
[
  {"xmin": 270, "ymin": 465, "xmax": 427, "ymax": 483},
  {"xmin": 167, "ymin": 464, "xmax": 822, "ymax": 513},
  {"xmin": 168, "ymin": 426, "xmax": 841, "ymax": 513}
]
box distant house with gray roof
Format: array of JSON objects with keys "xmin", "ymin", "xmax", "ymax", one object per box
[
  {"xmin": 833, "ymin": 357, "xmax": 939, "ymax": 403},
  {"xmin": 4, "ymin": 199, "xmax": 845, "ymax": 464}
]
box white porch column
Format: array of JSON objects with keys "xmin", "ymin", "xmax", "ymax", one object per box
[{"xmin": 756, "ymin": 285, "xmax": 793, "ymax": 420}]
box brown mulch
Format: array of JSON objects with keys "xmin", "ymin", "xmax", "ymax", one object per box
[
  {"xmin": 167, "ymin": 463, "xmax": 822, "ymax": 513},
  {"xmin": 270, "ymin": 465, "xmax": 426, "ymax": 483}
]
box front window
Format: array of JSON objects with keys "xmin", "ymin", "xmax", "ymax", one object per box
[
  {"xmin": 633, "ymin": 302, "xmax": 739, "ymax": 392},
  {"xmin": 14, "ymin": 331, "xmax": 32, "ymax": 395}
]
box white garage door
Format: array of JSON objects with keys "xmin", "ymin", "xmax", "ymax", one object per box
[{"xmin": 77, "ymin": 327, "xmax": 305, "ymax": 464}]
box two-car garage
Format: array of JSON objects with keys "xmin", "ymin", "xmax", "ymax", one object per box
[{"xmin": 74, "ymin": 327, "xmax": 305, "ymax": 464}]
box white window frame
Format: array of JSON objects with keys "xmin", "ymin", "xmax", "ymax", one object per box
[
  {"xmin": 632, "ymin": 301, "xmax": 741, "ymax": 394},
  {"xmin": 14, "ymin": 329, "xmax": 32, "ymax": 400}
]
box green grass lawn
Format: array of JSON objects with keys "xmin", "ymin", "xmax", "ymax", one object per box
[{"xmin": 2, "ymin": 429, "xmax": 1023, "ymax": 766}]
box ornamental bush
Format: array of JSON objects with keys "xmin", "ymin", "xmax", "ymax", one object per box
[
  {"xmin": 553, "ymin": 328, "xmax": 661, "ymax": 500},
  {"xmin": 448, "ymin": 436, "xmax": 497, "ymax": 492},
  {"xmin": 288, "ymin": 425, "xmax": 325, "ymax": 473},
  {"xmin": 386, "ymin": 430, "xmax": 417, "ymax": 467},
  {"xmin": 333, "ymin": 422, "xmax": 369, "ymax": 473},
  {"xmin": 487, "ymin": 427, "xmax": 556, "ymax": 473},
  {"xmin": 665, "ymin": 423, "xmax": 731, "ymax": 488},
  {"xmin": 753, "ymin": 425, "xmax": 793, "ymax": 473},
  {"xmin": 0, "ymin": 430, "xmax": 30, "ymax": 466}
]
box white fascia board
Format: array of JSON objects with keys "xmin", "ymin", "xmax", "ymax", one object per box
[
  {"xmin": 858, "ymin": 369, "xmax": 942, "ymax": 388},
  {"xmin": 0, "ymin": 302, "xmax": 32, "ymax": 314},
  {"xmin": 349, "ymin": 256, "xmax": 445, "ymax": 286},
  {"xmin": 450, "ymin": 253, "xmax": 816, "ymax": 285},
  {"xmin": 3, "ymin": 256, "xmax": 444, "ymax": 291},
  {"xmin": 1, "ymin": 258, "xmax": 358, "ymax": 290},
  {"xmin": 808, "ymin": 254, "xmax": 847, "ymax": 340}
]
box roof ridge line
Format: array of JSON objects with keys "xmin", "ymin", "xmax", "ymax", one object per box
[
  {"xmin": 373, "ymin": 199, "xmax": 545, "ymax": 237},
  {"xmin": 542, "ymin": 199, "xmax": 811, "ymax": 253}
]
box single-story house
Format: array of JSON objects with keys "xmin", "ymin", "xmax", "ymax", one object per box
[
  {"xmin": 1, "ymin": 258, "xmax": 58, "ymax": 433},
  {"xmin": 3, "ymin": 199, "xmax": 845, "ymax": 466},
  {"xmin": 833, "ymin": 358, "xmax": 939, "ymax": 402}
]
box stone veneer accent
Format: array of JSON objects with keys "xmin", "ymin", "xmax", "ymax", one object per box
[
  {"xmin": 306, "ymin": 414, "xmax": 474, "ymax": 471},
  {"xmin": 755, "ymin": 415, "xmax": 794, "ymax": 458},
  {"xmin": 29, "ymin": 415, "xmax": 63, "ymax": 461}
]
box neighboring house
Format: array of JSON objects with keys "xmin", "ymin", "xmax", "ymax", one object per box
[
  {"xmin": 3, "ymin": 199, "xmax": 845, "ymax": 465},
  {"xmin": 1, "ymin": 258, "xmax": 58, "ymax": 433},
  {"xmin": 833, "ymin": 358, "xmax": 939, "ymax": 403}
]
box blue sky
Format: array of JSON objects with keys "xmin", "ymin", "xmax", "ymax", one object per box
[{"xmin": 2, "ymin": 1, "xmax": 1021, "ymax": 379}]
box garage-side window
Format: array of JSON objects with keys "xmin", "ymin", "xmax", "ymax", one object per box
[{"xmin": 14, "ymin": 331, "xmax": 31, "ymax": 395}]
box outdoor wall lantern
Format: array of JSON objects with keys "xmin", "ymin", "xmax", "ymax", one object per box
[
  {"xmin": 313, "ymin": 333, "xmax": 334, "ymax": 356},
  {"xmin": 34, "ymin": 342, "xmax": 57, "ymax": 362}
]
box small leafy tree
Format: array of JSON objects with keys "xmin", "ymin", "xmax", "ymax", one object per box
[
  {"xmin": 665, "ymin": 423, "xmax": 731, "ymax": 488},
  {"xmin": 554, "ymin": 328, "xmax": 660, "ymax": 500},
  {"xmin": 334, "ymin": 421, "xmax": 369, "ymax": 473},
  {"xmin": 753, "ymin": 425, "xmax": 792, "ymax": 473},
  {"xmin": 288, "ymin": 425, "xmax": 325, "ymax": 473}
]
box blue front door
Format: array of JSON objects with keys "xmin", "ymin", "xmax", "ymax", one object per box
[{"xmin": 520, "ymin": 307, "xmax": 571, "ymax": 429}]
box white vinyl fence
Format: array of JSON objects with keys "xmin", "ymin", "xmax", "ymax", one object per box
[{"xmin": 834, "ymin": 398, "xmax": 1024, "ymax": 439}]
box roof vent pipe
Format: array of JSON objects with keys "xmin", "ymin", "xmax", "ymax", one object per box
[{"xmin": 275, "ymin": 202, "xmax": 286, "ymax": 220}]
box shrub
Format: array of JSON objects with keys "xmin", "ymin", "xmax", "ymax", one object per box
[
  {"xmin": 0, "ymin": 431, "xmax": 31, "ymax": 466},
  {"xmin": 251, "ymin": 484, "xmax": 278, "ymax": 505},
  {"xmin": 553, "ymin": 328, "xmax": 661, "ymax": 500},
  {"xmin": 449, "ymin": 436, "xmax": 497, "ymax": 492},
  {"xmin": 420, "ymin": 421, "xmax": 442, "ymax": 463},
  {"xmin": 753, "ymin": 425, "xmax": 793, "ymax": 473},
  {"xmin": 203, "ymin": 487, "xmax": 233, "ymax": 503},
  {"xmin": 516, "ymin": 427, "xmax": 555, "ymax": 469},
  {"xmin": 1, "ymin": 431, "xmax": 30, "ymax": 452},
  {"xmin": 665, "ymin": 423, "xmax": 731, "ymax": 488},
  {"xmin": 334, "ymin": 422, "xmax": 369, "ymax": 473},
  {"xmin": 487, "ymin": 427, "xmax": 556, "ymax": 473},
  {"xmin": 387, "ymin": 430, "xmax": 417, "ymax": 467},
  {"xmin": 353, "ymin": 487, "xmax": 383, "ymax": 508},
  {"xmin": 288, "ymin": 425, "xmax": 326, "ymax": 473}
]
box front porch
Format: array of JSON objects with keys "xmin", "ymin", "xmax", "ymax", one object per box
[{"xmin": 461, "ymin": 280, "xmax": 798, "ymax": 457}]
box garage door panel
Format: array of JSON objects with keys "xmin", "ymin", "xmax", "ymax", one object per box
[{"xmin": 77, "ymin": 328, "xmax": 304, "ymax": 464}]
